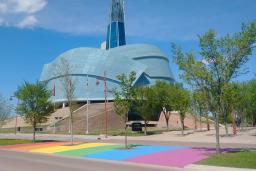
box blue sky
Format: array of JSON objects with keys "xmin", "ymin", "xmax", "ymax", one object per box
[{"xmin": 0, "ymin": 0, "xmax": 256, "ymax": 101}]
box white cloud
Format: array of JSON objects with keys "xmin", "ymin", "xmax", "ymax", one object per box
[
  {"xmin": 0, "ymin": 0, "xmax": 47, "ymax": 28},
  {"xmin": 17, "ymin": 15, "xmax": 38, "ymax": 28},
  {"xmin": 0, "ymin": 0, "xmax": 47, "ymax": 14},
  {"xmin": 0, "ymin": 3, "xmax": 8, "ymax": 13},
  {"xmin": 0, "ymin": 18, "xmax": 8, "ymax": 26},
  {"xmin": 13, "ymin": 0, "xmax": 47, "ymax": 14},
  {"xmin": 0, "ymin": 18, "xmax": 4, "ymax": 25},
  {"xmin": 202, "ymin": 59, "xmax": 209, "ymax": 65}
]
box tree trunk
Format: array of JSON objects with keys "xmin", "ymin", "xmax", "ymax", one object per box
[
  {"xmin": 33, "ymin": 122, "xmax": 36, "ymax": 143},
  {"xmin": 231, "ymin": 110, "xmax": 237, "ymax": 135},
  {"xmin": 205, "ymin": 110, "xmax": 210, "ymax": 131},
  {"xmin": 224, "ymin": 123, "xmax": 229, "ymax": 136},
  {"xmin": 181, "ymin": 120, "xmax": 184, "ymax": 136},
  {"xmin": 215, "ymin": 112, "xmax": 221, "ymax": 154},
  {"xmin": 241, "ymin": 112, "xmax": 244, "ymax": 130},
  {"xmin": 68, "ymin": 116, "xmax": 71, "ymax": 134},
  {"xmin": 194, "ymin": 116, "xmax": 197, "ymax": 130},
  {"xmin": 252, "ymin": 115, "xmax": 255, "ymax": 127},
  {"xmin": 125, "ymin": 124, "xmax": 128, "ymax": 149},
  {"xmin": 224, "ymin": 114, "xmax": 229, "ymax": 136},
  {"xmin": 144, "ymin": 120, "xmax": 147, "ymax": 136},
  {"xmin": 164, "ymin": 111, "xmax": 170, "ymax": 130},
  {"xmin": 180, "ymin": 115, "xmax": 184, "ymax": 136},
  {"xmin": 124, "ymin": 113, "xmax": 128, "ymax": 149},
  {"xmin": 199, "ymin": 115, "xmax": 202, "ymax": 131},
  {"xmin": 70, "ymin": 111, "xmax": 74, "ymax": 145}
]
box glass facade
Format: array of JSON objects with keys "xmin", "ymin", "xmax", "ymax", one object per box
[
  {"xmin": 106, "ymin": 0, "xmax": 126, "ymax": 50},
  {"xmin": 40, "ymin": 44, "xmax": 175, "ymax": 102}
]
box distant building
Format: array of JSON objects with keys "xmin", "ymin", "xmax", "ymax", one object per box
[
  {"xmin": 106, "ymin": 0, "xmax": 126, "ymax": 49},
  {"xmin": 101, "ymin": 41, "xmax": 107, "ymax": 50},
  {"xmin": 40, "ymin": 0, "xmax": 174, "ymax": 104}
]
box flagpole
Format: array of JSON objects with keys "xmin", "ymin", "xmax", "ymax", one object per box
[
  {"xmin": 53, "ymin": 82, "xmax": 56, "ymax": 109},
  {"xmin": 53, "ymin": 82, "xmax": 56, "ymax": 134},
  {"xmin": 104, "ymin": 71, "xmax": 108, "ymax": 138},
  {"xmin": 86, "ymin": 75, "xmax": 89, "ymax": 134}
]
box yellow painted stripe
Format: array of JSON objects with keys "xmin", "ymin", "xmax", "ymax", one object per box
[
  {"xmin": 30, "ymin": 143, "xmax": 116, "ymax": 154},
  {"xmin": 16, "ymin": 142, "xmax": 72, "ymax": 151}
]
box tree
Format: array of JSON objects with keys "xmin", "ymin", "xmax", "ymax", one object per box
[
  {"xmin": 0, "ymin": 95, "xmax": 11, "ymax": 127},
  {"xmin": 135, "ymin": 86, "xmax": 156, "ymax": 135},
  {"xmin": 190, "ymin": 93, "xmax": 199, "ymax": 130},
  {"xmin": 15, "ymin": 82, "xmax": 54, "ymax": 142},
  {"xmin": 221, "ymin": 83, "xmax": 240, "ymax": 135},
  {"xmin": 153, "ymin": 81, "xmax": 174, "ymax": 130},
  {"xmin": 172, "ymin": 21, "xmax": 256, "ymax": 153},
  {"xmin": 235, "ymin": 80, "xmax": 256, "ymax": 127},
  {"xmin": 173, "ymin": 85, "xmax": 190, "ymax": 136},
  {"xmin": 192, "ymin": 89, "xmax": 208, "ymax": 131},
  {"xmin": 113, "ymin": 71, "xmax": 136, "ymax": 149},
  {"xmin": 55, "ymin": 57, "xmax": 76, "ymax": 145},
  {"xmin": 247, "ymin": 80, "xmax": 256, "ymax": 126}
]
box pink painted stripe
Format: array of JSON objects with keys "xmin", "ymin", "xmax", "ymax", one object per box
[
  {"xmin": 126, "ymin": 148, "xmax": 214, "ymax": 168},
  {"xmin": 0, "ymin": 143, "xmax": 47, "ymax": 149}
]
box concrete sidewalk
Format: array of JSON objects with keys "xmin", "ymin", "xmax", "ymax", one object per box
[
  {"xmin": 185, "ymin": 164, "xmax": 256, "ymax": 171},
  {"xmin": 128, "ymin": 128, "xmax": 256, "ymax": 145}
]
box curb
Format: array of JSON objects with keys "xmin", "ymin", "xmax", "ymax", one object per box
[{"xmin": 185, "ymin": 164, "xmax": 256, "ymax": 171}]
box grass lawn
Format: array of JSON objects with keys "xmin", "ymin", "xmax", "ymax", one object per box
[
  {"xmin": 0, "ymin": 139, "xmax": 32, "ymax": 146},
  {"xmin": 199, "ymin": 151, "xmax": 256, "ymax": 169}
]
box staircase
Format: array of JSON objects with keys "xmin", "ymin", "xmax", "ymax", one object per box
[{"xmin": 48, "ymin": 103, "xmax": 124, "ymax": 134}]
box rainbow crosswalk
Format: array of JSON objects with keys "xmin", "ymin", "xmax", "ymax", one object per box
[{"xmin": 0, "ymin": 142, "xmax": 216, "ymax": 168}]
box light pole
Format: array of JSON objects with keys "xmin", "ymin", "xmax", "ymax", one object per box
[{"xmin": 9, "ymin": 96, "xmax": 19, "ymax": 135}]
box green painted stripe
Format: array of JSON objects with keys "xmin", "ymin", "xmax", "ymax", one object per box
[{"xmin": 56, "ymin": 144, "xmax": 123, "ymax": 157}]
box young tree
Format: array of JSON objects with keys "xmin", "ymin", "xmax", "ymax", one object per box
[
  {"xmin": 221, "ymin": 83, "xmax": 240, "ymax": 135},
  {"xmin": 55, "ymin": 57, "xmax": 76, "ymax": 145},
  {"xmin": 173, "ymin": 85, "xmax": 190, "ymax": 136},
  {"xmin": 235, "ymin": 80, "xmax": 256, "ymax": 127},
  {"xmin": 0, "ymin": 95, "xmax": 11, "ymax": 127},
  {"xmin": 15, "ymin": 82, "xmax": 54, "ymax": 142},
  {"xmin": 190, "ymin": 93, "xmax": 198, "ymax": 130},
  {"xmin": 247, "ymin": 80, "xmax": 256, "ymax": 126},
  {"xmin": 192, "ymin": 90, "xmax": 205, "ymax": 131},
  {"xmin": 113, "ymin": 71, "xmax": 136, "ymax": 149},
  {"xmin": 135, "ymin": 87, "xmax": 156, "ymax": 135},
  {"xmin": 172, "ymin": 21, "xmax": 256, "ymax": 153},
  {"xmin": 153, "ymin": 81, "xmax": 174, "ymax": 130}
]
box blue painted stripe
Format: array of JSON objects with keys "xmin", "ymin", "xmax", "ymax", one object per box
[{"xmin": 83, "ymin": 145, "xmax": 187, "ymax": 161}]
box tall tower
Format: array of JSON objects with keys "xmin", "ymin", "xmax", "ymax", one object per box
[{"xmin": 106, "ymin": 0, "xmax": 126, "ymax": 50}]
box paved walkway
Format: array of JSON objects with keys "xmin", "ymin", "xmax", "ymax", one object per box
[
  {"xmin": 128, "ymin": 127, "xmax": 256, "ymax": 145},
  {"xmin": 0, "ymin": 127, "xmax": 255, "ymax": 149}
]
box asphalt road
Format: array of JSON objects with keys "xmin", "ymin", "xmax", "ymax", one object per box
[
  {"xmin": 0, "ymin": 150, "xmax": 181, "ymax": 171},
  {"xmin": 0, "ymin": 133, "xmax": 255, "ymax": 171}
]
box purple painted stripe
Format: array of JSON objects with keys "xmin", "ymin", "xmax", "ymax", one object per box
[{"xmin": 126, "ymin": 148, "xmax": 215, "ymax": 168}]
